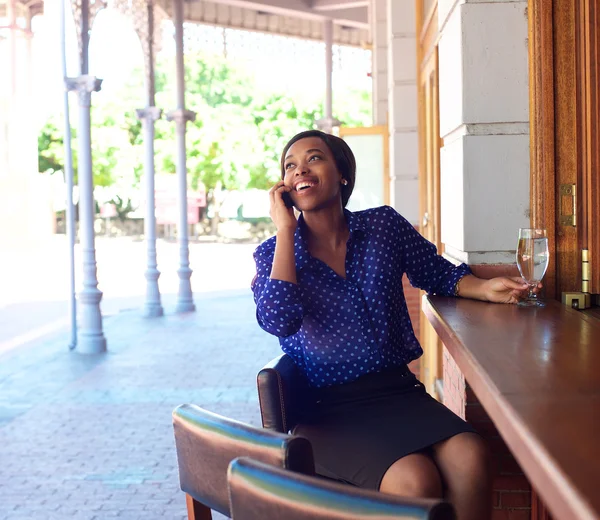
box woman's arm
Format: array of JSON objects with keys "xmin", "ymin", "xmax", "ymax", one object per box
[
  {"xmin": 250, "ymin": 181, "xmax": 304, "ymax": 337},
  {"xmin": 252, "ymin": 245, "xmax": 304, "ymax": 337},
  {"xmin": 270, "ymin": 228, "xmax": 297, "ymax": 284},
  {"xmin": 269, "ymin": 180, "xmax": 298, "ymax": 284},
  {"xmin": 386, "ymin": 207, "xmax": 470, "ymax": 296},
  {"xmin": 456, "ymin": 274, "xmax": 533, "ymax": 304},
  {"xmin": 385, "ymin": 206, "xmax": 536, "ymax": 304}
]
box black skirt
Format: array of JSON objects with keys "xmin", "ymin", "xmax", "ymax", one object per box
[{"xmin": 293, "ymin": 365, "xmax": 477, "ymax": 490}]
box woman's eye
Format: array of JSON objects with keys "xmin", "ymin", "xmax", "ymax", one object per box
[
  {"xmin": 309, "ymin": 155, "xmax": 321, "ymax": 162},
  {"xmin": 285, "ymin": 163, "xmax": 294, "ymax": 170}
]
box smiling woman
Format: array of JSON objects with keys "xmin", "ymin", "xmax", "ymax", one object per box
[
  {"xmin": 280, "ymin": 130, "xmax": 356, "ymax": 210},
  {"xmin": 251, "ymin": 129, "xmax": 534, "ymax": 520}
]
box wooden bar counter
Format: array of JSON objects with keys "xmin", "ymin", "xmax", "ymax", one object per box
[{"xmin": 423, "ymin": 296, "xmax": 600, "ymax": 520}]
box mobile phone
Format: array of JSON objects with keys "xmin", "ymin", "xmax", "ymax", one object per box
[{"xmin": 282, "ymin": 191, "xmax": 294, "ymax": 208}]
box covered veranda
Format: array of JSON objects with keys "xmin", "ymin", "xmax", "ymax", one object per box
[
  {"xmin": 1, "ymin": 0, "xmax": 600, "ymax": 519},
  {"xmin": 0, "ymin": 0, "xmax": 381, "ymax": 354}
]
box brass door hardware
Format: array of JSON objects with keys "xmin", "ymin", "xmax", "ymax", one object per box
[
  {"xmin": 582, "ymin": 249, "xmax": 590, "ymax": 293},
  {"xmin": 562, "ymin": 292, "xmax": 592, "ymax": 309},
  {"xmin": 562, "ymin": 250, "xmax": 593, "ymax": 309},
  {"xmin": 559, "ymin": 184, "xmax": 576, "ymax": 227},
  {"xmin": 422, "ymin": 212, "xmax": 430, "ymax": 229}
]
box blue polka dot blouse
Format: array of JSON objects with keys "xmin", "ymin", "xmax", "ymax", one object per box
[{"xmin": 251, "ymin": 205, "xmax": 471, "ymax": 388}]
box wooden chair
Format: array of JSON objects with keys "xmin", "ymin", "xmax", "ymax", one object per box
[
  {"xmin": 228, "ymin": 457, "xmax": 457, "ymax": 520},
  {"xmin": 172, "ymin": 404, "xmax": 315, "ymax": 519}
]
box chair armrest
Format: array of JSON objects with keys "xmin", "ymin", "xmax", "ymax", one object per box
[
  {"xmin": 172, "ymin": 404, "xmax": 315, "ymax": 516},
  {"xmin": 257, "ymin": 354, "xmax": 310, "ymax": 433},
  {"xmin": 228, "ymin": 457, "xmax": 456, "ymax": 520}
]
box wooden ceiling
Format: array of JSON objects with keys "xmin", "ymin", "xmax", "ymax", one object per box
[{"xmin": 158, "ymin": 0, "xmax": 370, "ymax": 46}]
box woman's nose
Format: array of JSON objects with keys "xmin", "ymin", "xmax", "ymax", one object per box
[{"xmin": 294, "ymin": 162, "xmax": 308, "ymax": 175}]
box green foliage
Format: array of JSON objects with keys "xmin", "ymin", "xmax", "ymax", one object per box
[
  {"xmin": 125, "ymin": 111, "xmax": 143, "ymax": 146},
  {"xmin": 185, "ymin": 56, "xmax": 253, "ymax": 108},
  {"xmin": 38, "ymin": 46, "xmax": 372, "ymax": 214},
  {"xmin": 248, "ymin": 95, "xmax": 319, "ymax": 190},
  {"xmin": 109, "ymin": 194, "xmax": 135, "ymax": 222},
  {"xmin": 38, "ymin": 117, "xmax": 78, "ymax": 179}
]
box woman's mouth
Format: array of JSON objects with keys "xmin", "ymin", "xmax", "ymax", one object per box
[{"xmin": 295, "ymin": 181, "xmax": 318, "ymax": 194}]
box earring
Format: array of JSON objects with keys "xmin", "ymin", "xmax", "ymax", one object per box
[{"xmin": 341, "ymin": 179, "xmax": 348, "ymax": 186}]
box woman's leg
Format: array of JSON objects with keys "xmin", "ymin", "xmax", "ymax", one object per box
[
  {"xmin": 431, "ymin": 432, "xmax": 492, "ymax": 520},
  {"xmin": 379, "ymin": 452, "xmax": 443, "ymax": 499}
]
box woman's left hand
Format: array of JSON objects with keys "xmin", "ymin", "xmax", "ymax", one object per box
[{"xmin": 482, "ymin": 277, "xmax": 541, "ymax": 304}]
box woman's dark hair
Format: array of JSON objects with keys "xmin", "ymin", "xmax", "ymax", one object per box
[{"xmin": 280, "ymin": 130, "xmax": 356, "ymax": 208}]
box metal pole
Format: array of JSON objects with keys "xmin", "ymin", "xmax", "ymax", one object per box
[
  {"xmin": 73, "ymin": 75, "xmax": 105, "ymax": 353},
  {"xmin": 7, "ymin": 0, "xmax": 17, "ymax": 97},
  {"xmin": 316, "ymin": 19, "xmax": 340, "ymax": 134},
  {"xmin": 324, "ymin": 18, "xmax": 333, "ymax": 126},
  {"xmin": 138, "ymin": 0, "xmax": 163, "ymax": 317},
  {"xmin": 67, "ymin": 0, "xmax": 106, "ymax": 353},
  {"xmin": 25, "ymin": 12, "xmax": 33, "ymax": 97},
  {"xmin": 138, "ymin": 107, "xmax": 163, "ymax": 317},
  {"xmin": 168, "ymin": 0, "xmax": 195, "ymax": 313},
  {"xmin": 174, "ymin": 0, "xmax": 185, "ymax": 109},
  {"xmin": 60, "ymin": 0, "xmax": 77, "ymax": 349},
  {"xmin": 81, "ymin": 0, "xmax": 89, "ymax": 75}
]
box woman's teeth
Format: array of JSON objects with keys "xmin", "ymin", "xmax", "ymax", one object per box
[{"xmin": 296, "ymin": 182, "xmax": 315, "ymax": 191}]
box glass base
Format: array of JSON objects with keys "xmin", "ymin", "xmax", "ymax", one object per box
[{"xmin": 517, "ymin": 298, "xmax": 545, "ymax": 307}]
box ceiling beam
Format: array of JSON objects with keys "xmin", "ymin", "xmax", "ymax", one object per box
[
  {"xmin": 183, "ymin": 0, "xmax": 369, "ymax": 29},
  {"xmin": 330, "ymin": 6, "xmax": 368, "ymax": 28},
  {"xmin": 311, "ymin": 0, "xmax": 368, "ymax": 12}
]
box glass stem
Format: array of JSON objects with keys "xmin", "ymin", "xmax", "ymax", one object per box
[{"xmin": 528, "ymin": 283, "xmax": 537, "ymax": 300}]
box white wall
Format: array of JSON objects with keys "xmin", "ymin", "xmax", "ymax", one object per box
[
  {"xmin": 438, "ymin": 0, "xmax": 530, "ymax": 264},
  {"xmin": 386, "ymin": 0, "xmax": 419, "ymax": 225},
  {"xmin": 371, "ymin": 0, "xmax": 388, "ymax": 126}
]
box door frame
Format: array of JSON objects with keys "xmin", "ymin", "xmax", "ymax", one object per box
[
  {"xmin": 529, "ymin": 0, "xmax": 600, "ymax": 300},
  {"xmin": 416, "ymin": 0, "xmax": 443, "ymax": 398}
]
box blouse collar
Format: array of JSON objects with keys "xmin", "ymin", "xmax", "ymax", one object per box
[{"xmin": 293, "ymin": 208, "xmax": 367, "ymax": 271}]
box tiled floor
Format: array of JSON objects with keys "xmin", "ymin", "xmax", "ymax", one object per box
[{"xmin": 0, "ymin": 288, "xmax": 280, "ymax": 520}]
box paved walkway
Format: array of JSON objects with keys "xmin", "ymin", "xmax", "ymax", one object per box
[{"xmin": 0, "ymin": 288, "xmax": 281, "ymax": 520}]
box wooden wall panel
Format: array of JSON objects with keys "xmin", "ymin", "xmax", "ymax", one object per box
[
  {"xmin": 529, "ymin": 0, "xmax": 600, "ymax": 299},
  {"xmin": 529, "ymin": 0, "xmax": 558, "ymax": 299},
  {"xmin": 578, "ymin": 0, "xmax": 600, "ymax": 293},
  {"xmin": 553, "ymin": 0, "xmax": 581, "ymax": 295}
]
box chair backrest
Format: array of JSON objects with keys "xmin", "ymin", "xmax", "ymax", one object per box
[
  {"xmin": 172, "ymin": 404, "xmax": 315, "ymax": 518},
  {"xmin": 257, "ymin": 353, "xmax": 310, "ymax": 433},
  {"xmin": 228, "ymin": 457, "xmax": 456, "ymax": 520}
]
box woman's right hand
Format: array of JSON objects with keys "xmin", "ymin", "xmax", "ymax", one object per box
[{"xmin": 269, "ymin": 181, "xmax": 297, "ymax": 232}]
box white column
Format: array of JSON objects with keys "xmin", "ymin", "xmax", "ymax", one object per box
[
  {"xmin": 25, "ymin": 10, "xmax": 33, "ymax": 97},
  {"xmin": 64, "ymin": 0, "xmax": 106, "ymax": 353},
  {"xmin": 316, "ymin": 19, "xmax": 341, "ymax": 134},
  {"xmin": 386, "ymin": 0, "xmax": 418, "ymax": 224},
  {"xmin": 60, "ymin": 0, "xmax": 77, "ymax": 349},
  {"xmin": 371, "ymin": 0, "xmax": 388, "ymax": 126},
  {"xmin": 67, "ymin": 75, "xmax": 106, "ymax": 353},
  {"xmin": 0, "ymin": 0, "xmax": 53, "ymax": 249},
  {"xmin": 7, "ymin": 0, "xmax": 17, "ymax": 96},
  {"xmin": 324, "ymin": 19, "xmax": 333, "ymax": 124},
  {"xmin": 438, "ymin": 0, "xmax": 529, "ymax": 264},
  {"xmin": 137, "ymin": 106, "xmax": 164, "ymax": 317},
  {"xmin": 168, "ymin": 0, "xmax": 195, "ymax": 313}
]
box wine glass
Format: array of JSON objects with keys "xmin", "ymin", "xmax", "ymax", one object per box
[{"xmin": 516, "ymin": 228, "xmax": 549, "ymax": 307}]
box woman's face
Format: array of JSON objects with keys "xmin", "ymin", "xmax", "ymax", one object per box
[{"xmin": 282, "ymin": 137, "xmax": 343, "ymax": 212}]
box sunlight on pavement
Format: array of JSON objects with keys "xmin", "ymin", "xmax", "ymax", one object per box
[{"xmin": 0, "ymin": 234, "xmax": 262, "ymax": 352}]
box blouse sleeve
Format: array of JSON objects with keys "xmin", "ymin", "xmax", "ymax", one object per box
[
  {"xmin": 386, "ymin": 206, "xmax": 471, "ymax": 296},
  {"xmin": 251, "ymin": 243, "xmax": 305, "ymax": 338}
]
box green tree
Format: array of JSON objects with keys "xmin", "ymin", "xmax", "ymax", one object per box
[
  {"xmin": 248, "ymin": 95, "xmax": 319, "ymax": 190},
  {"xmin": 38, "ymin": 118, "xmax": 67, "ymax": 175},
  {"xmin": 39, "ymin": 48, "xmax": 372, "ymax": 228},
  {"xmin": 185, "ymin": 55, "xmax": 254, "ymax": 108}
]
